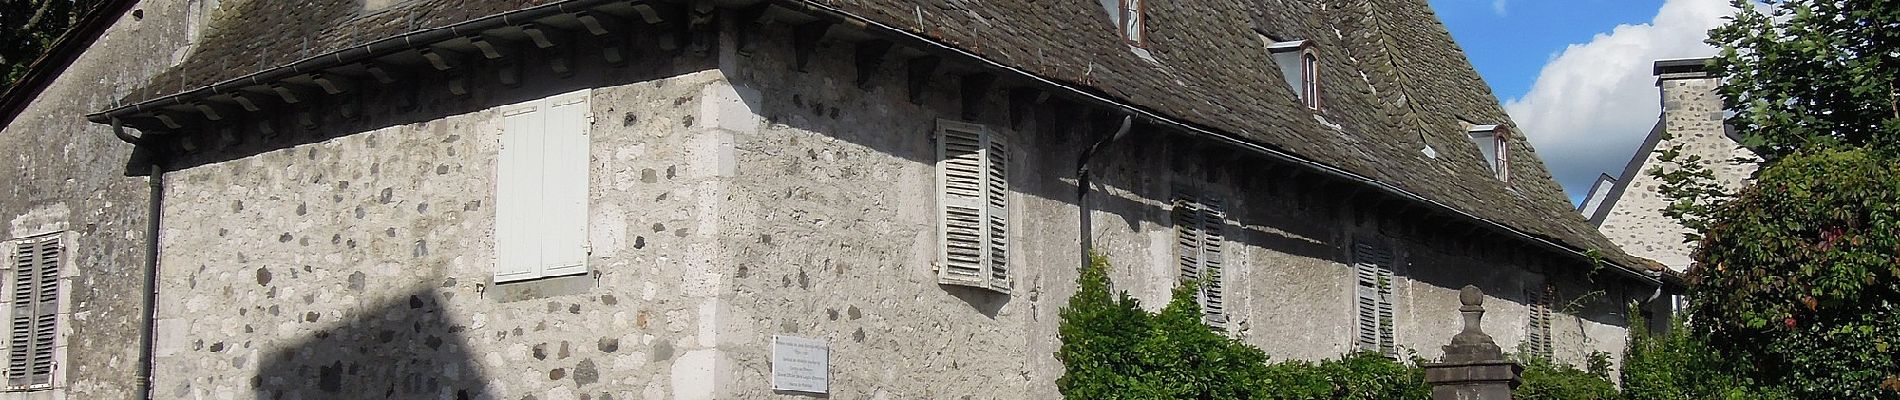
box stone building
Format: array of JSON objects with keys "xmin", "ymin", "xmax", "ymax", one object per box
[
  {"xmin": 1582, "ymin": 57, "xmax": 1758, "ymax": 274},
  {"xmin": 1, "ymin": 0, "xmax": 1678, "ymax": 398}
]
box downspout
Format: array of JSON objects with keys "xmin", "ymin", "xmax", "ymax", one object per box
[
  {"xmin": 1077, "ymin": 115, "xmax": 1133, "ymax": 268},
  {"xmin": 112, "ymin": 119, "xmax": 162, "ymax": 400}
]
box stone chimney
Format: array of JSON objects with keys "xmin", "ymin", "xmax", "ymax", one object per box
[{"xmin": 1593, "ymin": 58, "xmax": 1759, "ymax": 274}]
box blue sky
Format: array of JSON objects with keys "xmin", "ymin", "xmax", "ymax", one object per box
[
  {"xmin": 1427, "ymin": 0, "xmax": 1667, "ymax": 100},
  {"xmin": 1426, "ymin": 0, "xmax": 1732, "ymax": 204}
]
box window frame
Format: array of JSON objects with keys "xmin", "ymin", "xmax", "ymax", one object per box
[
  {"xmin": 1466, "ymin": 125, "xmax": 1512, "ymax": 182},
  {"xmin": 1267, "ymin": 40, "xmax": 1321, "ymax": 111},
  {"xmin": 1119, "ymin": 0, "xmax": 1147, "ymax": 47}
]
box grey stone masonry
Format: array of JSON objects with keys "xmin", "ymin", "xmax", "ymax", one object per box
[
  {"xmin": 1424, "ymin": 285, "xmax": 1522, "ymax": 400},
  {"xmin": 1596, "ymin": 58, "xmax": 1758, "ymax": 273}
]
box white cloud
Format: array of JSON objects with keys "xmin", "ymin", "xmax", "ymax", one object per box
[
  {"xmin": 1505, "ymin": 0, "xmax": 1734, "ymax": 201},
  {"xmin": 1491, "ymin": 0, "xmax": 1509, "ymax": 16}
]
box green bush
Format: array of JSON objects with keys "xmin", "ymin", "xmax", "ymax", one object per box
[
  {"xmin": 1516, "ymin": 353, "xmax": 1620, "ymax": 400},
  {"xmin": 1059, "ymin": 253, "xmax": 1662, "ymax": 399},
  {"xmin": 1057, "ymin": 253, "xmax": 1270, "ymax": 399},
  {"xmin": 1621, "ymin": 311, "xmax": 1790, "ymax": 400},
  {"xmin": 1687, "ymin": 147, "xmax": 1900, "ymax": 399}
]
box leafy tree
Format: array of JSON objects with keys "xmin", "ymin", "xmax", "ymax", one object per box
[
  {"xmin": 2, "ymin": 0, "xmax": 101, "ymax": 88},
  {"xmin": 1707, "ymin": 0, "xmax": 1900, "ymax": 161},
  {"xmin": 1688, "ymin": 148, "xmax": 1900, "ymax": 399}
]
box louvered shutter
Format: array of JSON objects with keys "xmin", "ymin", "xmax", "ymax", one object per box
[
  {"xmin": 938, "ymin": 120, "xmax": 1011, "ymax": 293},
  {"xmin": 8, "ymin": 237, "xmax": 58, "ymax": 389},
  {"xmin": 936, "ymin": 122, "xmax": 987, "ymax": 286},
  {"xmin": 984, "ymin": 133, "xmax": 1010, "ymax": 293},
  {"xmin": 540, "ymin": 92, "xmax": 591, "ymax": 278},
  {"xmin": 1172, "ymin": 195, "xmax": 1228, "ymax": 329},
  {"xmin": 495, "ymin": 103, "xmax": 545, "ymax": 283},
  {"xmin": 1173, "ymin": 198, "xmax": 1203, "ymax": 285},
  {"xmin": 1353, "ymin": 241, "xmax": 1395, "ymax": 355},
  {"xmin": 1526, "ymin": 285, "xmax": 1553, "ymax": 359},
  {"xmin": 1199, "ymin": 198, "xmax": 1227, "ymax": 329}
]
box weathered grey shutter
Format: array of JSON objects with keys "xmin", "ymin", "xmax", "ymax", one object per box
[
  {"xmin": 937, "ymin": 120, "xmax": 1008, "ymax": 293},
  {"xmin": 1353, "ymin": 241, "xmax": 1395, "ymax": 355},
  {"xmin": 8, "ymin": 238, "xmax": 58, "ymax": 388},
  {"xmin": 1526, "ymin": 285, "xmax": 1553, "ymax": 359},
  {"xmin": 1173, "ymin": 198, "xmax": 1204, "ymax": 285},
  {"xmin": 984, "ymin": 133, "xmax": 1010, "ymax": 293},
  {"xmin": 1172, "ymin": 194, "xmax": 1227, "ymax": 329},
  {"xmin": 1199, "ymin": 198, "xmax": 1227, "ymax": 329}
]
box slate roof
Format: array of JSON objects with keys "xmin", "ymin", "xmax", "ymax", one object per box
[{"xmin": 110, "ymin": 0, "xmax": 1662, "ymax": 275}]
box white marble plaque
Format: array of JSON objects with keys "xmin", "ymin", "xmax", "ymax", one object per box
[{"xmin": 772, "ymin": 335, "xmax": 830, "ymax": 394}]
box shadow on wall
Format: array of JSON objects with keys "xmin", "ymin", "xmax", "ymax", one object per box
[{"xmin": 253, "ymin": 286, "xmax": 490, "ymax": 399}]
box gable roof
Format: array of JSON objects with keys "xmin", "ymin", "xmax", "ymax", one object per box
[{"xmin": 87, "ymin": 0, "xmax": 1665, "ymax": 281}]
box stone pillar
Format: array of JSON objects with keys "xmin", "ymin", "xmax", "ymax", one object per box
[{"xmin": 1423, "ymin": 285, "xmax": 1522, "ymax": 400}]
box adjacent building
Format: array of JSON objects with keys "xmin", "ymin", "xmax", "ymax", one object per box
[
  {"xmin": 1583, "ymin": 57, "xmax": 1759, "ymax": 274},
  {"xmin": 2, "ymin": 0, "xmax": 1676, "ymax": 398}
]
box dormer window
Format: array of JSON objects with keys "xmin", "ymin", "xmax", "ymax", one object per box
[
  {"xmin": 1467, "ymin": 124, "xmax": 1511, "ymax": 181},
  {"xmin": 1267, "ymin": 40, "xmax": 1321, "ymax": 110},
  {"xmin": 1120, "ymin": 0, "xmax": 1146, "ymax": 46}
]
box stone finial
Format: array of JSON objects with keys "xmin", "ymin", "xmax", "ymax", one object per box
[
  {"xmin": 1443, "ymin": 285, "xmax": 1502, "ymax": 363},
  {"xmin": 1424, "ymin": 285, "xmax": 1522, "ymax": 400},
  {"xmin": 1460, "ymin": 285, "xmax": 1483, "ymax": 308}
]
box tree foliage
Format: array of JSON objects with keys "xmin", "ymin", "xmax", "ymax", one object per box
[
  {"xmin": 1687, "ymin": 148, "xmax": 1900, "ymax": 399},
  {"xmin": 2, "ymin": 0, "xmax": 101, "ymax": 88},
  {"xmin": 1708, "ymin": 0, "xmax": 1900, "ymax": 161}
]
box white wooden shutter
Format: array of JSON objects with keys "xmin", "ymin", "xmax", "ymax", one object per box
[
  {"xmin": 495, "ymin": 103, "xmax": 545, "ymax": 283},
  {"xmin": 494, "ymin": 90, "xmax": 592, "ymax": 283},
  {"xmin": 1353, "ymin": 241, "xmax": 1395, "ymax": 355},
  {"xmin": 936, "ymin": 120, "xmax": 1008, "ymax": 293},
  {"xmin": 8, "ymin": 237, "xmax": 58, "ymax": 389},
  {"xmin": 540, "ymin": 92, "xmax": 591, "ymax": 278}
]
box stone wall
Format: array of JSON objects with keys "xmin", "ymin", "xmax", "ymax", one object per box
[
  {"xmin": 0, "ymin": 1, "xmax": 209, "ymax": 398},
  {"xmin": 1597, "ymin": 71, "xmax": 1758, "ymax": 273},
  {"xmin": 107, "ymin": 11, "xmax": 1654, "ymax": 400}
]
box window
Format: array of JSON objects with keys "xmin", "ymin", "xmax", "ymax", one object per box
[
  {"xmin": 1300, "ymin": 53, "xmax": 1321, "ymax": 109},
  {"xmin": 1119, "ymin": 0, "xmax": 1145, "ymax": 46},
  {"xmin": 1525, "ymin": 285, "xmax": 1555, "ymax": 360},
  {"xmin": 1173, "ymin": 193, "xmax": 1228, "ymax": 329},
  {"xmin": 495, "ymin": 90, "xmax": 592, "ymax": 283},
  {"xmin": 1352, "ymin": 241, "xmax": 1396, "ymax": 355},
  {"xmin": 7, "ymin": 235, "xmax": 60, "ymax": 391},
  {"xmin": 1467, "ymin": 124, "xmax": 1511, "ymax": 182},
  {"xmin": 935, "ymin": 120, "xmax": 1010, "ymax": 294},
  {"xmin": 1268, "ymin": 40, "xmax": 1321, "ymax": 110}
]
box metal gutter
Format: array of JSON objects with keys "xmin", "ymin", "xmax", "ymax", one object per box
[
  {"xmin": 777, "ymin": 0, "xmax": 1663, "ymax": 286},
  {"xmin": 84, "ymin": 0, "xmax": 628, "ymax": 128}
]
